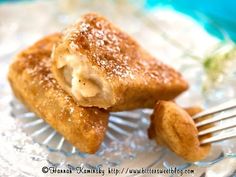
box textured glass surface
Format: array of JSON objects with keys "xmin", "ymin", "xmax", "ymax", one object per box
[{"xmin": 0, "ymin": 1, "xmax": 236, "ymax": 176}]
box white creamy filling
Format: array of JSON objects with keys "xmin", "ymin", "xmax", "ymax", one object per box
[{"xmin": 58, "ymin": 54, "xmax": 103, "ymax": 99}]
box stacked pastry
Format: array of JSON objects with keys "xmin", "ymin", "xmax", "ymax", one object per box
[{"xmin": 8, "ymin": 13, "xmax": 209, "ymax": 161}]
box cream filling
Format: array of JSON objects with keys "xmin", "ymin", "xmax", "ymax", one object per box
[{"xmin": 57, "ymin": 54, "xmax": 112, "ymax": 106}]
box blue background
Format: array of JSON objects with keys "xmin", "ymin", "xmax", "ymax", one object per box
[
  {"xmin": 146, "ymin": 0, "xmax": 236, "ymax": 42},
  {"xmin": 1, "ymin": 0, "xmax": 236, "ymax": 42}
]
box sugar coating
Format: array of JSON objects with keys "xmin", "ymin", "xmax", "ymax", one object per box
[
  {"xmin": 61, "ymin": 13, "xmax": 183, "ymax": 84},
  {"xmin": 14, "ymin": 34, "xmax": 107, "ymax": 130}
]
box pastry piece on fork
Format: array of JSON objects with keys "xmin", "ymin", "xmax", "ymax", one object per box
[
  {"xmin": 148, "ymin": 101, "xmax": 211, "ymax": 162},
  {"xmin": 8, "ymin": 34, "xmax": 109, "ymax": 154},
  {"xmin": 51, "ymin": 13, "xmax": 188, "ymax": 111}
]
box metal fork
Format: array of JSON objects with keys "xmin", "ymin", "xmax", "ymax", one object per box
[{"xmin": 192, "ymin": 99, "xmax": 236, "ymax": 145}]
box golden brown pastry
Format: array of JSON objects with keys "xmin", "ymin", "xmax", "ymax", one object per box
[
  {"xmin": 184, "ymin": 107, "xmax": 203, "ymax": 117},
  {"xmin": 51, "ymin": 13, "xmax": 188, "ymax": 111},
  {"xmin": 148, "ymin": 101, "xmax": 211, "ymax": 162},
  {"xmin": 185, "ymin": 107, "xmax": 213, "ymax": 144},
  {"xmin": 8, "ymin": 33, "xmax": 109, "ymax": 154}
]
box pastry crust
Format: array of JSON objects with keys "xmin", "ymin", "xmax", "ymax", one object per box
[
  {"xmin": 8, "ymin": 34, "xmax": 109, "ymax": 154},
  {"xmin": 51, "ymin": 13, "xmax": 188, "ymax": 111},
  {"xmin": 148, "ymin": 101, "xmax": 211, "ymax": 162}
]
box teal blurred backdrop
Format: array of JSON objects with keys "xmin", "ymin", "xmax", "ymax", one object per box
[
  {"xmin": 146, "ymin": 0, "xmax": 236, "ymax": 42},
  {"xmin": 1, "ymin": 0, "xmax": 236, "ymax": 42}
]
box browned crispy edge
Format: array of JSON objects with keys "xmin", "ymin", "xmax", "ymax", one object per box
[
  {"xmin": 8, "ymin": 33, "xmax": 109, "ymax": 153},
  {"xmin": 52, "ymin": 13, "xmax": 189, "ymax": 111}
]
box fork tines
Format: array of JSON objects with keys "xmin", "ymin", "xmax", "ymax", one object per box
[{"xmin": 193, "ymin": 99, "xmax": 236, "ymax": 145}]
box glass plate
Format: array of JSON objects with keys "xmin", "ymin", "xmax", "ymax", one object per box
[{"xmin": 0, "ymin": 1, "xmax": 236, "ymax": 177}]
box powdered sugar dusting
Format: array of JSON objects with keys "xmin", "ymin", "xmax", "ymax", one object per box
[
  {"xmin": 13, "ymin": 34, "xmax": 109, "ymax": 132},
  {"xmin": 60, "ymin": 13, "xmax": 186, "ymax": 88}
]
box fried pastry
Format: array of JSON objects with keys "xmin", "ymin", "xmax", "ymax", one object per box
[
  {"xmin": 8, "ymin": 34, "xmax": 109, "ymax": 154},
  {"xmin": 148, "ymin": 101, "xmax": 211, "ymax": 162},
  {"xmin": 51, "ymin": 13, "xmax": 188, "ymax": 111}
]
